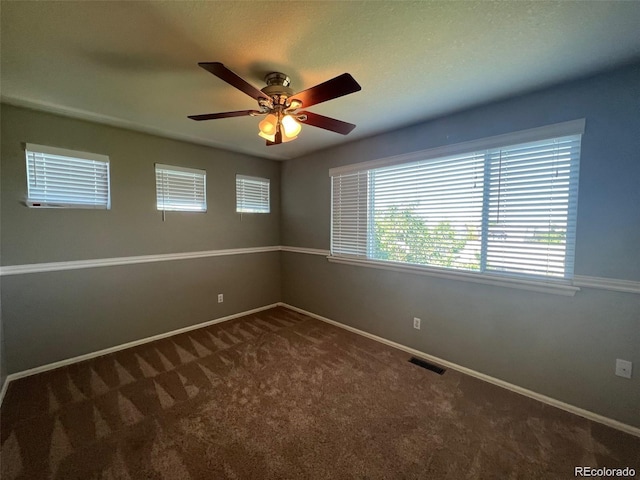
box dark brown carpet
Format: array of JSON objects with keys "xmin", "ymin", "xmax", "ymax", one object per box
[{"xmin": 1, "ymin": 306, "xmax": 638, "ymax": 479}]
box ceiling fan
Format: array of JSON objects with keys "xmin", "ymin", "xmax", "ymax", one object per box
[{"xmin": 188, "ymin": 62, "xmax": 361, "ymax": 145}]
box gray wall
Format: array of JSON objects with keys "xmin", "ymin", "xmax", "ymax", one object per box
[
  {"xmin": 0, "ymin": 135, "xmax": 6, "ymax": 392},
  {"xmin": 0, "ymin": 302, "xmax": 5, "ymax": 394},
  {"xmin": 1, "ymin": 64, "xmax": 639, "ymax": 429},
  {"xmin": 0, "ymin": 104, "xmax": 281, "ymax": 373},
  {"xmin": 2, "ymin": 105, "xmax": 280, "ymax": 264},
  {"xmin": 281, "ymin": 63, "xmax": 640, "ymax": 428}
]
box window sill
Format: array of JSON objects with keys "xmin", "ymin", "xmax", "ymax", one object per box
[{"xmin": 326, "ymin": 255, "xmax": 580, "ymax": 296}]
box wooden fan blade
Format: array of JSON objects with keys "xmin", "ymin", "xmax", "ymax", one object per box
[
  {"xmin": 198, "ymin": 62, "xmax": 270, "ymax": 101},
  {"xmin": 299, "ymin": 111, "xmax": 356, "ymax": 135},
  {"xmin": 188, "ymin": 110, "xmax": 257, "ymax": 121},
  {"xmin": 291, "ymin": 73, "xmax": 361, "ymax": 108}
]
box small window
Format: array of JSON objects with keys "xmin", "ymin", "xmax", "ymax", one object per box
[
  {"xmin": 25, "ymin": 143, "xmax": 111, "ymax": 209},
  {"xmin": 236, "ymin": 175, "xmax": 270, "ymax": 213},
  {"xmin": 155, "ymin": 164, "xmax": 206, "ymax": 212}
]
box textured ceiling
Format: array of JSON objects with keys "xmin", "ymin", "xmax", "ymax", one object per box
[{"xmin": 2, "ymin": 1, "xmax": 640, "ymax": 160}]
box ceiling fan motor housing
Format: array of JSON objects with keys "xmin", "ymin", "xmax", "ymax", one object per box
[{"xmin": 261, "ymin": 72, "xmax": 294, "ymax": 99}]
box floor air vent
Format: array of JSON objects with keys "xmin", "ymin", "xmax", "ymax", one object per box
[{"xmin": 409, "ymin": 357, "xmax": 446, "ymax": 375}]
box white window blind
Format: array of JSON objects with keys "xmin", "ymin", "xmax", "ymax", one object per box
[
  {"xmin": 155, "ymin": 164, "xmax": 206, "ymax": 212},
  {"xmin": 331, "ymin": 171, "xmax": 368, "ymax": 256},
  {"xmin": 330, "ymin": 122, "xmax": 582, "ymax": 281},
  {"xmin": 236, "ymin": 175, "xmax": 270, "ymax": 213},
  {"xmin": 485, "ymin": 137, "xmax": 580, "ymax": 278},
  {"xmin": 371, "ymin": 152, "xmax": 485, "ymax": 270},
  {"xmin": 25, "ymin": 143, "xmax": 111, "ymax": 209}
]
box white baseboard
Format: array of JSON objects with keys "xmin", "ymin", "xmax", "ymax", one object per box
[
  {"xmin": 278, "ymin": 302, "xmax": 640, "ymax": 438},
  {"xmin": 0, "ymin": 375, "xmax": 9, "ymax": 408},
  {"xmin": 1, "ymin": 303, "xmax": 279, "ymax": 395},
  {"xmin": 2, "ymin": 301, "xmax": 638, "ymax": 439}
]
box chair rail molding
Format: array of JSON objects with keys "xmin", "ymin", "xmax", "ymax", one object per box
[{"xmin": 1, "ymin": 246, "xmax": 638, "ymax": 296}]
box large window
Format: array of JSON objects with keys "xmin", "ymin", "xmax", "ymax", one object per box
[
  {"xmin": 330, "ymin": 121, "xmax": 583, "ymax": 280},
  {"xmin": 25, "ymin": 143, "xmax": 111, "ymax": 209},
  {"xmin": 236, "ymin": 175, "xmax": 270, "ymax": 213},
  {"xmin": 155, "ymin": 164, "xmax": 206, "ymax": 212}
]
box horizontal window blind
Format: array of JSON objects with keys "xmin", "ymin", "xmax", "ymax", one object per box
[
  {"xmin": 236, "ymin": 175, "xmax": 270, "ymax": 213},
  {"xmin": 25, "ymin": 144, "xmax": 111, "ymax": 209},
  {"xmin": 155, "ymin": 164, "xmax": 206, "ymax": 212},
  {"xmin": 371, "ymin": 152, "xmax": 484, "ymax": 270},
  {"xmin": 330, "ymin": 124, "xmax": 582, "ymax": 281},
  {"xmin": 486, "ymin": 136, "xmax": 580, "ymax": 278},
  {"xmin": 331, "ymin": 171, "xmax": 368, "ymax": 257}
]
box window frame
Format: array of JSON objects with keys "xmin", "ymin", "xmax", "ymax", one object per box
[
  {"xmin": 25, "ymin": 143, "xmax": 111, "ymax": 209},
  {"xmin": 155, "ymin": 163, "xmax": 207, "ymax": 213},
  {"xmin": 236, "ymin": 174, "xmax": 271, "ymax": 214},
  {"xmin": 329, "ymin": 120, "xmax": 585, "ymax": 295}
]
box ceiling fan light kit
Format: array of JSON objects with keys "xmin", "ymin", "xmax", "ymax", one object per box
[
  {"xmin": 188, "ymin": 62, "xmax": 361, "ymax": 145},
  {"xmin": 258, "ymin": 113, "xmax": 300, "ymax": 143},
  {"xmin": 281, "ymin": 114, "xmax": 302, "ymax": 137}
]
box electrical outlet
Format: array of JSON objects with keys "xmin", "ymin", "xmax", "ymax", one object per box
[
  {"xmin": 218, "ymin": 293, "xmax": 224, "ymax": 303},
  {"xmin": 413, "ymin": 317, "xmax": 421, "ymax": 330},
  {"xmin": 615, "ymin": 359, "xmax": 632, "ymax": 379}
]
